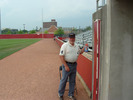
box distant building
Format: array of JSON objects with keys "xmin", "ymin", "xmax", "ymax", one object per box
[
  {"xmin": 40, "ymin": 19, "xmax": 74, "ymax": 34},
  {"xmin": 62, "ymin": 27, "xmax": 72, "ymax": 34},
  {"xmin": 39, "ymin": 19, "xmax": 58, "ymax": 34},
  {"xmin": 43, "ymin": 19, "xmax": 57, "ymax": 28}
]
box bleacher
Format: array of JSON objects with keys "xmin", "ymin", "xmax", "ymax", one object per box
[{"xmin": 75, "ymin": 30, "xmax": 92, "ymax": 51}]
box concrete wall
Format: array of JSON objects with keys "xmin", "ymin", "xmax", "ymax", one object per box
[
  {"xmin": 93, "ymin": 0, "xmax": 133, "ymax": 100},
  {"xmin": 108, "ymin": 0, "xmax": 133, "ymax": 100},
  {"xmin": 93, "ymin": 5, "xmax": 108, "ymax": 100}
]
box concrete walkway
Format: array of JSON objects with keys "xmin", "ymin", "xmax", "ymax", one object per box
[{"xmin": 0, "ymin": 39, "xmax": 90, "ymax": 100}]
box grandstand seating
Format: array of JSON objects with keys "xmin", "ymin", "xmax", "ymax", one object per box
[{"xmin": 75, "ymin": 31, "xmax": 92, "ymax": 51}]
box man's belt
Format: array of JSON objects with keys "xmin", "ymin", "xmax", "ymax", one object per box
[{"xmin": 66, "ymin": 61, "xmax": 76, "ymax": 64}]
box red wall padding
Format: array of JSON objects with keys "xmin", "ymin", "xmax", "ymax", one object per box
[
  {"xmin": 55, "ymin": 38, "xmax": 63, "ymax": 47},
  {"xmin": 58, "ymin": 37, "xmax": 67, "ymax": 40},
  {"xmin": 0, "ymin": 34, "xmax": 54, "ymax": 39},
  {"xmin": 77, "ymin": 55, "xmax": 92, "ymax": 91},
  {"xmin": 55, "ymin": 37, "xmax": 92, "ymax": 92}
]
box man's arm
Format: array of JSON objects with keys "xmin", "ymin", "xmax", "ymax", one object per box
[
  {"xmin": 80, "ymin": 47, "xmax": 85, "ymax": 54},
  {"xmin": 60, "ymin": 55, "xmax": 70, "ymax": 72}
]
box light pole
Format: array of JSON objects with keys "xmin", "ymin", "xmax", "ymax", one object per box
[
  {"xmin": 23, "ymin": 24, "xmax": 25, "ymax": 34},
  {"xmin": 96, "ymin": 0, "xmax": 106, "ymax": 11},
  {"xmin": 23, "ymin": 24, "xmax": 25, "ymax": 30},
  {"xmin": 79, "ymin": 26, "xmax": 80, "ymax": 34},
  {"xmin": 42, "ymin": 8, "xmax": 43, "ymax": 39},
  {"xmin": 96, "ymin": 0, "xmax": 99, "ymax": 11}
]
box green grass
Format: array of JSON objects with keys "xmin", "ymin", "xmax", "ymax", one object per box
[{"xmin": 0, "ymin": 39, "xmax": 41, "ymax": 60}]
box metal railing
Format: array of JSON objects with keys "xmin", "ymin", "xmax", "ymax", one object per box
[{"xmin": 96, "ymin": 0, "xmax": 106, "ymax": 11}]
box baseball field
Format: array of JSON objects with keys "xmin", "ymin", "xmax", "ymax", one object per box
[{"xmin": 0, "ymin": 39, "xmax": 41, "ymax": 60}]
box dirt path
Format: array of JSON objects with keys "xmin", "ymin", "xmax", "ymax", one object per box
[{"xmin": 0, "ymin": 39, "xmax": 90, "ymax": 100}]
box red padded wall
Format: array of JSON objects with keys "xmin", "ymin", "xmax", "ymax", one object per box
[
  {"xmin": 0, "ymin": 34, "xmax": 54, "ymax": 39},
  {"xmin": 77, "ymin": 55, "xmax": 92, "ymax": 91}
]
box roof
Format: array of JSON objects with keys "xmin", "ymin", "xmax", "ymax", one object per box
[{"xmin": 47, "ymin": 25, "xmax": 58, "ymax": 33}]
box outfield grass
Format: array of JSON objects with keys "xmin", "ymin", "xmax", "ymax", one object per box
[{"xmin": 0, "ymin": 39, "xmax": 41, "ymax": 60}]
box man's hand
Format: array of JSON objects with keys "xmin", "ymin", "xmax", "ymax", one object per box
[
  {"xmin": 80, "ymin": 43, "xmax": 89, "ymax": 54},
  {"xmin": 60, "ymin": 56, "xmax": 70, "ymax": 72},
  {"xmin": 65, "ymin": 65, "xmax": 70, "ymax": 72}
]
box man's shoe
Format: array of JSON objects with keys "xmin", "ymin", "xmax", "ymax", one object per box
[
  {"xmin": 68, "ymin": 96, "xmax": 76, "ymax": 100},
  {"xmin": 59, "ymin": 96, "xmax": 63, "ymax": 100},
  {"xmin": 58, "ymin": 94, "xmax": 64, "ymax": 100}
]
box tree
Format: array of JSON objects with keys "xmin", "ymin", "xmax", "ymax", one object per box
[
  {"xmin": 54, "ymin": 28, "xmax": 64, "ymax": 36},
  {"xmin": 11, "ymin": 29, "xmax": 18, "ymax": 34},
  {"xmin": 22, "ymin": 30, "xmax": 28, "ymax": 34},
  {"xmin": 72, "ymin": 27, "xmax": 78, "ymax": 34},
  {"xmin": 18, "ymin": 30, "xmax": 24, "ymax": 34},
  {"xmin": 80, "ymin": 26, "xmax": 92, "ymax": 32},
  {"xmin": 72, "ymin": 27, "xmax": 78, "ymax": 31},
  {"xmin": 86, "ymin": 26, "xmax": 92, "ymax": 31},
  {"xmin": 2, "ymin": 28, "xmax": 11, "ymax": 34},
  {"xmin": 44, "ymin": 30, "xmax": 48, "ymax": 34},
  {"xmin": 29, "ymin": 30, "xmax": 36, "ymax": 34}
]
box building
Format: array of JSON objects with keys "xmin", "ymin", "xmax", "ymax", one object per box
[
  {"xmin": 43, "ymin": 19, "xmax": 57, "ymax": 28},
  {"xmin": 62, "ymin": 27, "xmax": 72, "ymax": 34},
  {"xmin": 40, "ymin": 19, "xmax": 58, "ymax": 34}
]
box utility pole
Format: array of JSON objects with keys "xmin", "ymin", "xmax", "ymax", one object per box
[
  {"xmin": 23, "ymin": 24, "xmax": 25, "ymax": 34},
  {"xmin": 0, "ymin": 8, "xmax": 1, "ymax": 34},
  {"xmin": 79, "ymin": 26, "xmax": 80, "ymax": 34},
  {"xmin": 42, "ymin": 8, "xmax": 43, "ymax": 39},
  {"xmin": 97, "ymin": 0, "xmax": 105, "ymax": 11},
  {"xmin": 36, "ymin": 26, "xmax": 38, "ymax": 31},
  {"xmin": 23, "ymin": 24, "xmax": 25, "ymax": 30},
  {"xmin": 96, "ymin": 0, "xmax": 99, "ymax": 11}
]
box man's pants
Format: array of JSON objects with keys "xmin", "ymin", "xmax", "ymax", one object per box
[{"xmin": 58, "ymin": 62, "xmax": 77, "ymax": 96}]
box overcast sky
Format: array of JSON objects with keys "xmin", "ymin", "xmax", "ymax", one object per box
[{"xmin": 0, "ymin": 0, "xmax": 100, "ymax": 30}]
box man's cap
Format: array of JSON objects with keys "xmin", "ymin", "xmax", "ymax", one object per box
[{"xmin": 69, "ymin": 33, "xmax": 75, "ymax": 38}]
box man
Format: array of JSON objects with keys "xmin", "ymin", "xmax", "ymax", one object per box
[{"xmin": 58, "ymin": 33, "xmax": 88, "ymax": 100}]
